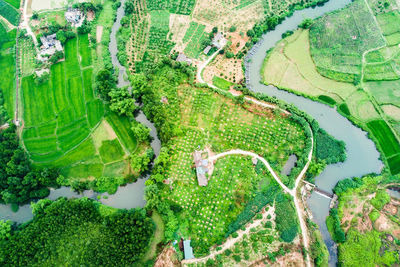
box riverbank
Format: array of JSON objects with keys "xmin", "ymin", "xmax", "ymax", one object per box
[{"xmin": 244, "ymin": 0, "xmax": 382, "ymax": 265}]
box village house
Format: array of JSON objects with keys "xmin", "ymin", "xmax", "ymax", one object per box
[
  {"xmin": 183, "ymin": 240, "xmax": 194, "ymax": 260},
  {"xmin": 211, "ymin": 32, "xmax": 227, "ymax": 49},
  {"xmin": 176, "ymin": 53, "xmax": 192, "ymax": 65},
  {"xmin": 193, "ymin": 150, "xmax": 210, "ymax": 186},
  {"xmin": 65, "ymin": 8, "xmax": 85, "ymax": 27},
  {"xmin": 39, "ymin": 34, "xmax": 63, "ymax": 59}
]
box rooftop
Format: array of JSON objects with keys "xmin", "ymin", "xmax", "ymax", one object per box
[{"xmin": 183, "ymin": 240, "xmax": 194, "ymax": 260}]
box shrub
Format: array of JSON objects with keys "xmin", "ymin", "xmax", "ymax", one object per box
[
  {"xmin": 370, "ymin": 190, "xmax": 390, "ymax": 210},
  {"xmin": 368, "ymin": 210, "xmax": 380, "ymax": 222}
]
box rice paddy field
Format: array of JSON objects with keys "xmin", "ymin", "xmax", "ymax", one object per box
[
  {"xmin": 20, "ymin": 35, "xmax": 144, "ymax": 183},
  {"xmin": 0, "ymin": 27, "xmax": 16, "ymax": 117},
  {"xmin": 262, "ymin": 0, "xmax": 400, "ymax": 174},
  {"xmin": 0, "ymin": 0, "xmax": 20, "ymax": 26}
]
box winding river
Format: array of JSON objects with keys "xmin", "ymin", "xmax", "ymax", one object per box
[
  {"xmin": 245, "ymin": 0, "xmax": 383, "ymax": 264},
  {"xmin": 0, "ymin": 0, "xmax": 384, "ymax": 265}
]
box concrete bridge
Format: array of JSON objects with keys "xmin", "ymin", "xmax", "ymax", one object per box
[{"xmin": 303, "ymin": 180, "xmax": 334, "ymax": 199}]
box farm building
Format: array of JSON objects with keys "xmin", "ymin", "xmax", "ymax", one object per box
[
  {"xmin": 183, "ymin": 240, "xmax": 194, "ymax": 260},
  {"xmin": 39, "ymin": 34, "xmax": 63, "ymax": 58},
  {"xmin": 176, "ymin": 53, "xmax": 192, "ymax": 65},
  {"xmin": 193, "ymin": 150, "xmax": 209, "ymax": 186},
  {"xmin": 65, "ymin": 8, "xmax": 85, "ymax": 27},
  {"xmin": 212, "ymin": 32, "xmax": 227, "ymax": 49},
  {"xmin": 203, "ymin": 46, "xmax": 212, "ymax": 54}
]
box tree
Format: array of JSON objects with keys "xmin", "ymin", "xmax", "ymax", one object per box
[
  {"xmin": 299, "ymin": 18, "xmax": 314, "ymax": 29},
  {"xmin": 212, "ymin": 26, "xmax": 218, "ymax": 33},
  {"xmin": 225, "ymin": 51, "xmax": 234, "ymax": 58},
  {"xmin": 124, "ymin": 1, "xmax": 134, "ymax": 14},
  {"xmin": 0, "ymin": 220, "xmax": 12, "ymax": 241},
  {"xmin": 56, "ymin": 30, "xmax": 66, "ymax": 44},
  {"xmin": 131, "ymin": 123, "xmax": 151, "ymax": 142},
  {"xmin": 108, "ymin": 87, "xmax": 138, "ymax": 116},
  {"xmin": 229, "ymin": 25, "xmax": 237, "ymax": 32},
  {"xmin": 95, "ymin": 69, "xmax": 116, "ymax": 100}
]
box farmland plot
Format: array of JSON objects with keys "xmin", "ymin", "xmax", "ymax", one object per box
[
  {"xmin": 21, "ymin": 36, "xmax": 140, "ymax": 181},
  {"xmin": 0, "ymin": 0, "xmax": 19, "ymax": 26}
]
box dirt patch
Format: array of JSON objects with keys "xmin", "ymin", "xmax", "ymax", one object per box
[
  {"xmin": 374, "ymin": 214, "xmax": 391, "ymax": 232},
  {"xmin": 154, "ymin": 247, "xmax": 179, "ymax": 267},
  {"xmin": 102, "ymin": 120, "xmax": 117, "ymax": 140},
  {"xmin": 169, "ymin": 14, "xmax": 191, "ymax": 52},
  {"xmin": 96, "ymin": 26, "xmax": 103, "ymax": 43},
  {"xmin": 227, "ymin": 31, "xmax": 249, "ymax": 55},
  {"xmin": 191, "ymin": 0, "xmax": 264, "ymax": 33},
  {"xmin": 203, "ymin": 54, "xmax": 244, "ymax": 85},
  {"xmin": 87, "ymin": 10, "xmax": 95, "ymax": 21},
  {"xmin": 384, "ymin": 203, "xmax": 398, "ymax": 215}
]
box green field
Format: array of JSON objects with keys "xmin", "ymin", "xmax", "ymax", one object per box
[
  {"xmin": 0, "ymin": 27, "xmax": 16, "ymax": 116},
  {"xmin": 0, "ymin": 0, "xmax": 20, "ymax": 26},
  {"xmin": 366, "ymin": 120, "xmax": 400, "ymax": 166},
  {"xmin": 212, "ymin": 75, "xmax": 232, "ymax": 90},
  {"xmin": 309, "ymin": 0, "xmax": 385, "ymax": 82},
  {"xmin": 146, "ymin": 0, "xmax": 195, "ymax": 15},
  {"xmin": 182, "ymin": 22, "xmax": 208, "ymax": 59},
  {"xmin": 263, "ymin": 0, "xmax": 400, "ymax": 174},
  {"xmin": 3, "ymin": 0, "xmax": 19, "ymax": 8},
  {"xmin": 21, "ymin": 36, "xmax": 139, "ymax": 182}
]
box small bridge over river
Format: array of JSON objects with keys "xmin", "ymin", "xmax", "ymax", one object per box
[{"xmin": 303, "ymin": 180, "xmax": 334, "ymax": 199}]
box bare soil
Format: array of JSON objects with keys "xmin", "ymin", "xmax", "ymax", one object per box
[
  {"xmin": 154, "ymin": 247, "xmax": 179, "ymax": 267},
  {"xmin": 203, "ymin": 54, "xmax": 244, "ymax": 85},
  {"xmin": 96, "ymin": 26, "xmax": 103, "ymax": 43}
]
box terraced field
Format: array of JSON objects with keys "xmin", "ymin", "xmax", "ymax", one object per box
[{"xmin": 21, "ymin": 35, "xmax": 140, "ymax": 182}]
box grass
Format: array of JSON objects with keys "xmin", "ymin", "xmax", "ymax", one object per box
[
  {"xmin": 212, "ymin": 76, "xmax": 232, "ymax": 90},
  {"xmin": 262, "ymin": 30, "xmax": 356, "ymax": 100},
  {"xmin": 309, "ymin": 0, "xmax": 385, "ymax": 81},
  {"xmin": 366, "ymin": 120, "xmax": 400, "ymax": 158},
  {"xmin": 145, "ymin": 66, "xmax": 309, "ymax": 253},
  {"xmin": 0, "ymin": 0, "xmax": 20, "ymax": 26},
  {"xmin": 0, "ymin": 29, "xmax": 16, "ymax": 116},
  {"xmin": 99, "ymin": 139, "xmax": 125, "ymax": 164},
  {"xmin": 142, "ymin": 211, "xmax": 165, "ymax": 262},
  {"xmin": 3, "ymin": 0, "xmax": 19, "ymax": 9}
]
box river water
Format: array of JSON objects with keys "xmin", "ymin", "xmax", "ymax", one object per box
[
  {"xmin": 0, "ymin": 0, "xmax": 160, "ymax": 222},
  {"xmin": 245, "ymin": 0, "xmax": 383, "ymax": 264}
]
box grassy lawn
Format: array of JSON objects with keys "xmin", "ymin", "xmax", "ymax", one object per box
[
  {"xmin": 212, "ymin": 75, "xmax": 233, "ymax": 90},
  {"xmin": 142, "ymin": 211, "xmax": 165, "ymax": 262}
]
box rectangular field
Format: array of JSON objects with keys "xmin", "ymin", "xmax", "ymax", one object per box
[
  {"xmin": 0, "ymin": 0, "xmax": 19, "ymax": 26},
  {"xmin": 366, "ymin": 120, "xmax": 400, "ymax": 159}
]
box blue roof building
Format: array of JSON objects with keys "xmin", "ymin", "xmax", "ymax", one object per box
[{"xmin": 183, "ymin": 240, "xmax": 194, "ymax": 260}]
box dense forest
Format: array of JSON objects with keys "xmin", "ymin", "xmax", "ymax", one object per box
[{"xmin": 0, "ymin": 198, "xmax": 154, "ymax": 266}]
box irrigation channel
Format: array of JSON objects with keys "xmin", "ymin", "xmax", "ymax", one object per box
[
  {"xmin": 0, "ymin": 0, "xmax": 384, "ymax": 265},
  {"xmin": 0, "ymin": 0, "xmax": 161, "ymax": 222}
]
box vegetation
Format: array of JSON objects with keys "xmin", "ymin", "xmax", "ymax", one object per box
[
  {"xmin": 329, "ymin": 175, "xmax": 400, "ymax": 267},
  {"xmin": 315, "ymin": 128, "xmax": 346, "ymax": 164},
  {"xmin": 19, "ymin": 3, "xmax": 152, "ymax": 194},
  {"xmin": 0, "ymin": 198, "xmax": 154, "ymax": 266},
  {"xmin": 262, "ymin": 0, "xmax": 400, "ymax": 175},
  {"xmin": 0, "ymin": 0, "xmax": 20, "ymax": 26},
  {"xmin": 138, "ymin": 63, "xmax": 308, "ymax": 254}
]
